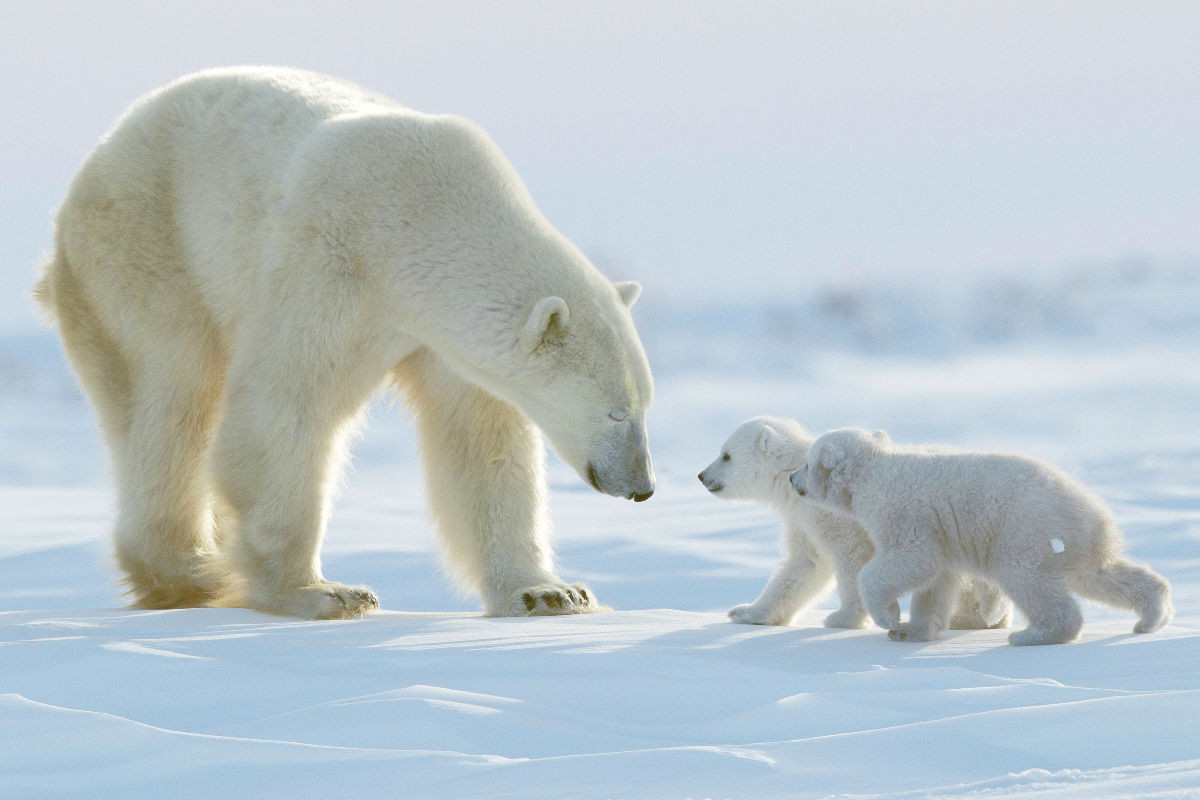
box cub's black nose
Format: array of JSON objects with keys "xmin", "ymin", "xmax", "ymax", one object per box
[{"xmin": 632, "ymin": 490, "xmax": 654, "ymax": 502}]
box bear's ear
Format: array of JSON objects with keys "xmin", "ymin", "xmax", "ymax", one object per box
[
  {"xmin": 614, "ymin": 281, "xmax": 641, "ymax": 308},
  {"xmin": 522, "ymin": 296, "xmax": 570, "ymax": 352},
  {"xmin": 756, "ymin": 424, "xmax": 787, "ymax": 460},
  {"xmin": 872, "ymin": 429, "xmax": 891, "ymax": 446},
  {"xmin": 818, "ymin": 442, "xmax": 844, "ymax": 474}
]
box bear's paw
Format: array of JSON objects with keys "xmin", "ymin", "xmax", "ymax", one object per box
[
  {"xmin": 507, "ymin": 583, "xmax": 604, "ymax": 616},
  {"xmin": 729, "ymin": 603, "xmax": 789, "ymax": 626},
  {"xmin": 298, "ymin": 583, "xmax": 380, "ymax": 620},
  {"xmin": 887, "ymin": 622, "xmax": 939, "ymax": 642},
  {"xmin": 823, "ymin": 608, "xmax": 870, "ymax": 629}
]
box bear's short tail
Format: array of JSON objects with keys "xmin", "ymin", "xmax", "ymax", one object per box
[
  {"xmin": 1073, "ymin": 559, "xmax": 1173, "ymax": 634},
  {"xmin": 32, "ymin": 252, "xmax": 60, "ymax": 323}
]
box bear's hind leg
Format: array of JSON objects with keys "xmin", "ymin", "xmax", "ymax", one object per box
[
  {"xmin": 950, "ymin": 576, "xmax": 1012, "ymax": 629},
  {"xmin": 823, "ymin": 534, "xmax": 872, "ymax": 629},
  {"xmin": 997, "ymin": 571, "xmax": 1083, "ymax": 645},
  {"xmin": 113, "ymin": 336, "xmax": 227, "ymax": 608},
  {"xmin": 396, "ymin": 350, "xmax": 594, "ymax": 617},
  {"xmin": 1072, "ymin": 559, "xmax": 1173, "ymax": 634},
  {"xmin": 41, "ymin": 248, "xmax": 223, "ymax": 608}
]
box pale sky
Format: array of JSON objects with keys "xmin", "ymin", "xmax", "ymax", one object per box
[{"xmin": 3, "ymin": 1, "xmax": 1198, "ymax": 333}]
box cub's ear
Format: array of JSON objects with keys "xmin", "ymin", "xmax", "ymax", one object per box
[
  {"xmin": 872, "ymin": 429, "xmax": 891, "ymax": 445},
  {"xmin": 614, "ymin": 281, "xmax": 642, "ymax": 308},
  {"xmin": 817, "ymin": 442, "xmax": 844, "ymax": 472},
  {"xmin": 819, "ymin": 442, "xmax": 855, "ymax": 485},
  {"xmin": 522, "ymin": 296, "xmax": 570, "ymax": 352},
  {"xmin": 757, "ymin": 424, "xmax": 788, "ymax": 460}
]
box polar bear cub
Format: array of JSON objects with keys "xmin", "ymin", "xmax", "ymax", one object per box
[
  {"xmin": 791, "ymin": 428, "xmax": 1173, "ymax": 645},
  {"xmin": 699, "ymin": 418, "xmax": 1011, "ymax": 630}
]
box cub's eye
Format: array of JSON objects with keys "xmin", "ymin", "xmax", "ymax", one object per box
[
  {"xmin": 721, "ymin": 453, "xmax": 730, "ymax": 462},
  {"xmin": 608, "ymin": 412, "xmax": 628, "ymax": 423}
]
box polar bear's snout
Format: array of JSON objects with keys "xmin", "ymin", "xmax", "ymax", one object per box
[
  {"xmin": 697, "ymin": 468, "xmax": 724, "ymax": 494},
  {"xmin": 789, "ymin": 466, "xmax": 807, "ymax": 495},
  {"xmin": 584, "ymin": 420, "xmax": 655, "ymax": 502},
  {"xmin": 589, "ymin": 459, "xmax": 655, "ymax": 501}
]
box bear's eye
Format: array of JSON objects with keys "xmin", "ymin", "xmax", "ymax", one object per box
[
  {"xmin": 721, "ymin": 453, "xmax": 730, "ymax": 462},
  {"xmin": 608, "ymin": 411, "xmax": 628, "ymax": 423}
]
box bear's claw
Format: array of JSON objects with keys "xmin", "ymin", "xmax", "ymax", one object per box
[
  {"xmin": 311, "ymin": 584, "xmax": 378, "ymax": 619},
  {"xmin": 509, "ymin": 583, "xmax": 602, "ymax": 616}
]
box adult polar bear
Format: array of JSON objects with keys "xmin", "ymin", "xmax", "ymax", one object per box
[{"xmin": 36, "ymin": 67, "xmax": 655, "ymax": 619}]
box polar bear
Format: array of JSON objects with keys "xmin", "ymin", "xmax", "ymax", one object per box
[
  {"xmin": 34, "ymin": 67, "xmax": 655, "ymax": 619},
  {"xmin": 791, "ymin": 428, "xmax": 1173, "ymax": 645},
  {"xmin": 699, "ymin": 417, "xmax": 1011, "ymax": 630}
]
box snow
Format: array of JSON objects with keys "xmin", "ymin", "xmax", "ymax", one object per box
[{"xmin": 2, "ymin": 266, "xmax": 1199, "ymax": 798}]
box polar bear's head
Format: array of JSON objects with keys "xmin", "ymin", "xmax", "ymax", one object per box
[
  {"xmin": 698, "ymin": 417, "xmax": 811, "ymax": 502},
  {"xmin": 391, "ymin": 115, "xmax": 657, "ymax": 501},
  {"xmin": 790, "ymin": 427, "xmax": 889, "ymax": 513},
  {"xmin": 507, "ymin": 281, "xmax": 657, "ymax": 502}
]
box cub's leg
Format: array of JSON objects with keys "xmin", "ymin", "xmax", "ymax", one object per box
[
  {"xmin": 211, "ymin": 327, "xmax": 390, "ymax": 619},
  {"xmin": 950, "ymin": 576, "xmax": 1013, "ymax": 629},
  {"xmin": 822, "ymin": 532, "xmax": 872, "ymax": 629},
  {"xmin": 858, "ymin": 544, "xmax": 940, "ymax": 632},
  {"xmin": 396, "ymin": 350, "xmax": 595, "ymax": 617},
  {"xmin": 1071, "ymin": 559, "xmax": 1173, "ymax": 634},
  {"xmin": 995, "ymin": 568, "xmax": 1084, "ymax": 645},
  {"xmin": 890, "ymin": 571, "xmax": 959, "ymax": 642},
  {"xmin": 729, "ymin": 528, "xmax": 832, "ymax": 626}
]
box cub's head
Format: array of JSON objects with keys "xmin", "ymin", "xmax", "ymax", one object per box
[
  {"xmin": 789, "ymin": 427, "xmax": 889, "ymax": 513},
  {"xmin": 510, "ymin": 280, "xmax": 656, "ymax": 502},
  {"xmin": 698, "ymin": 417, "xmax": 811, "ymax": 502}
]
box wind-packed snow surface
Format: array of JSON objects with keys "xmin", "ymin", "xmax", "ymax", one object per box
[{"xmin": 2, "ymin": 265, "xmax": 1199, "ymax": 799}]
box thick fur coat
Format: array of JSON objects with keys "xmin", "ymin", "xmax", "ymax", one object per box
[
  {"xmin": 36, "ymin": 67, "xmax": 655, "ymax": 619},
  {"xmin": 700, "ymin": 418, "xmax": 1011, "ymax": 630},
  {"xmin": 792, "ymin": 428, "xmax": 1173, "ymax": 644}
]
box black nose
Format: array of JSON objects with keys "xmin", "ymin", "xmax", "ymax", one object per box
[{"xmin": 632, "ymin": 490, "xmax": 654, "ymax": 502}]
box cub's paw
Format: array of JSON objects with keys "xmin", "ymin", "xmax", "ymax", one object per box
[
  {"xmin": 823, "ymin": 608, "xmax": 870, "ymax": 629},
  {"xmin": 728, "ymin": 604, "xmax": 787, "ymax": 625},
  {"xmin": 888, "ymin": 622, "xmax": 939, "ymax": 642},
  {"xmin": 1008, "ymin": 626, "xmax": 1077, "ymax": 646},
  {"xmin": 952, "ymin": 599, "xmax": 1014, "ymax": 629},
  {"xmin": 507, "ymin": 583, "xmax": 604, "ymax": 616}
]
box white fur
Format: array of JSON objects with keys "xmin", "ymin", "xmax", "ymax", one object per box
[
  {"xmin": 35, "ymin": 67, "xmax": 655, "ymax": 619},
  {"xmin": 792, "ymin": 428, "xmax": 1174, "ymax": 645},
  {"xmin": 700, "ymin": 418, "xmax": 1011, "ymax": 630}
]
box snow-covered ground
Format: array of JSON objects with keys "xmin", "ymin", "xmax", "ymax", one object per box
[{"xmin": 2, "ymin": 265, "xmax": 1199, "ymax": 798}]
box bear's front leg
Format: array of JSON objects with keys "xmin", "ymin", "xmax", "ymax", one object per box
[
  {"xmin": 729, "ymin": 527, "xmax": 831, "ymax": 626},
  {"xmin": 858, "ymin": 544, "xmax": 940, "ymax": 633},
  {"xmin": 399, "ymin": 351, "xmax": 600, "ymax": 616}
]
